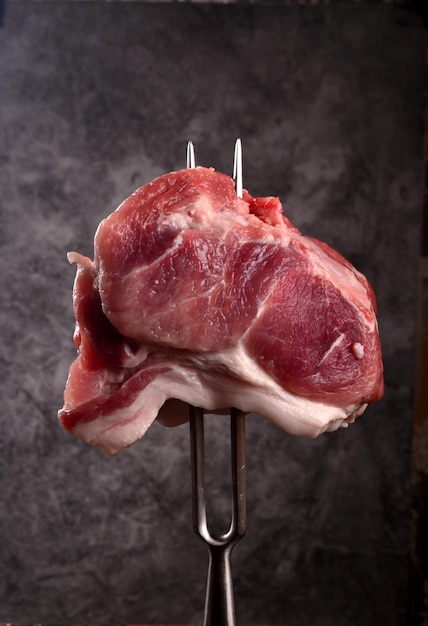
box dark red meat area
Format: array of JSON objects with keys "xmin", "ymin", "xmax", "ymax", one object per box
[
  {"xmin": 100, "ymin": 232, "xmax": 304, "ymax": 352},
  {"xmin": 246, "ymin": 269, "xmax": 380, "ymax": 403},
  {"xmin": 73, "ymin": 264, "xmax": 140, "ymax": 368}
]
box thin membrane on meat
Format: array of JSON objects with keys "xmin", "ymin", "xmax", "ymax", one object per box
[{"xmin": 58, "ymin": 167, "xmax": 384, "ymax": 454}]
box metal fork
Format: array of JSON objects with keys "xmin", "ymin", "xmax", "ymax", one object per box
[{"xmin": 187, "ymin": 140, "xmax": 247, "ymax": 626}]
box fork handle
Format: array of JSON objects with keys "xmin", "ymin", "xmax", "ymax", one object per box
[{"xmin": 204, "ymin": 543, "xmax": 237, "ymax": 626}]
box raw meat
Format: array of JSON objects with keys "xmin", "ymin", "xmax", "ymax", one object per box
[{"xmin": 58, "ymin": 167, "xmax": 384, "ymax": 455}]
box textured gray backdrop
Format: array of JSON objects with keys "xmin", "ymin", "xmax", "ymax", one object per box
[{"xmin": 0, "ymin": 3, "xmax": 426, "ymax": 625}]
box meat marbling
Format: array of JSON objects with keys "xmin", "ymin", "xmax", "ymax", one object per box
[{"xmin": 58, "ymin": 167, "xmax": 384, "ymax": 455}]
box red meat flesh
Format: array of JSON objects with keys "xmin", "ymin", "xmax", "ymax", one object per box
[{"xmin": 58, "ymin": 167, "xmax": 383, "ymax": 455}]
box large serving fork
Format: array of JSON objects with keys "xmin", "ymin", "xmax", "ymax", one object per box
[{"xmin": 187, "ymin": 140, "xmax": 247, "ymax": 626}]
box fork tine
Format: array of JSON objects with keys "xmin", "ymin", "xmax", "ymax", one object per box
[
  {"xmin": 230, "ymin": 407, "xmax": 247, "ymax": 538},
  {"xmin": 187, "ymin": 140, "xmax": 196, "ymax": 169},
  {"xmin": 189, "ymin": 407, "xmax": 247, "ymax": 545},
  {"xmin": 189, "ymin": 405, "xmax": 209, "ymax": 542},
  {"xmin": 233, "ymin": 138, "xmax": 243, "ymax": 199}
]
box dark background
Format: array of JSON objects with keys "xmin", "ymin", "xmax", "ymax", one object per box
[{"xmin": 0, "ymin": 2, "xmax": 426, "ymax": 625}]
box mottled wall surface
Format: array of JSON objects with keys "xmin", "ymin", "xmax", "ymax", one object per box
[{"xmin": 0, "ymin": 4, "xmax": 426, "ymax": 625}]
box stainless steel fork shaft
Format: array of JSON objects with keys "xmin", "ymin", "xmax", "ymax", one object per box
[{"xmin": 204, "ymin": 542, "xmax": 236, "ymax": 626}]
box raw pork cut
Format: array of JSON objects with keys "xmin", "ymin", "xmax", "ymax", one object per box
[{"xmin": 58, "ymin": 167, "xmax": 383, "ymax": 455}]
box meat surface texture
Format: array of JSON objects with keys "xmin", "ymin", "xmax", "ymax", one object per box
[{"xmin": 58, "ymin": 167, "xmax": 384, "ymax": 455}]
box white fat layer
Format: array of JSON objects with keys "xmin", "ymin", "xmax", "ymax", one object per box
[
  {"xmin": 73, "ymin": 365, "xmax": 363, "ymax": 455},
  {"xmin": 72, "ymin": 340, "xmax": 365, "ymax": 455}
]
